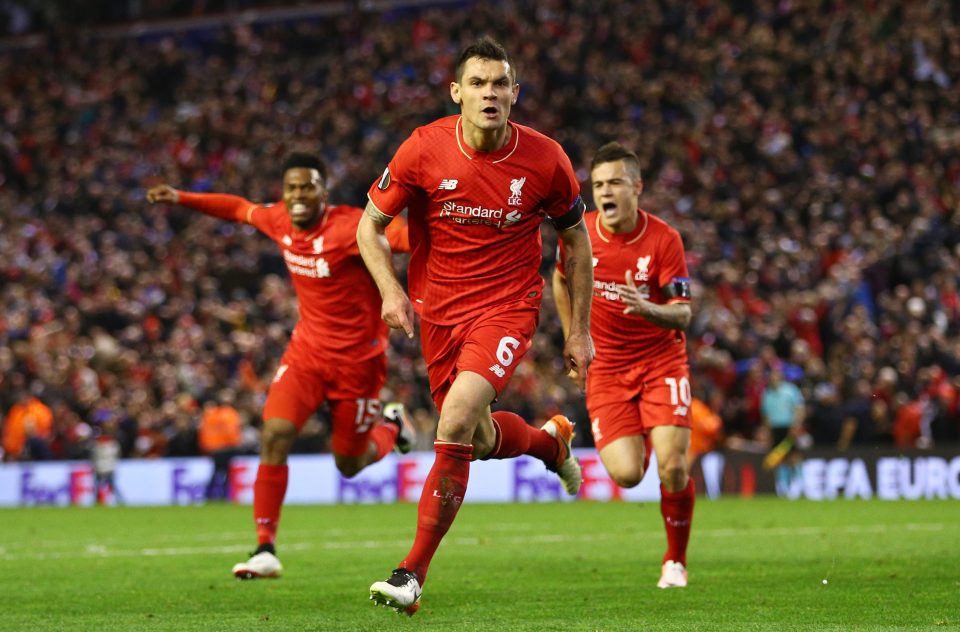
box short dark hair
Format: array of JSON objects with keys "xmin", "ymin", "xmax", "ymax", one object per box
[
  {"xmin": 455, "ymin": 37, "xmax": 515, "ymax": 83},
  {"xmin": 282, "ymin": 152, "xmax": 327, "ymax": 182},
  {"xmin": 590, "ymin": 142, "xmax": 642, "ymax": 181}
]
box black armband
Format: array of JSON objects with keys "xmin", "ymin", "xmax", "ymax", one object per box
[
  {"xmin": 662, "ymin": 277, "xmax": 691, "ymax": 300},
  {"xmin": 551, "ymin": 196, "xmax": 585, "ymax": 231}
]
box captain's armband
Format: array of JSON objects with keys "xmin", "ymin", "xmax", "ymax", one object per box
[
  {"xmin": 661, "ymin": 277, "xmax": 691, "ymax": 300},
  {"xmin": 551, "ymin": 196, "xmax": 586, "ymax": 232}
]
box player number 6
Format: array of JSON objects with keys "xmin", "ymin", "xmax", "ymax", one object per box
[{"xmin": 496, "ymin": 336, "xmax": 521, "ymax": 366}]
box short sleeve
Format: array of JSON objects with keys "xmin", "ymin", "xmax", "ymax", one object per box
[
  {"xmin": 543, "ymin": 145, "xmax": 583, "ymax": 223},
  {"xmin": 658, "ymin": 229, "xmax": 690, "ymax": 302},
  {"xmin": 248, "ymin": 204, "xmax": 281, "ymax": 240},
  {"xmin": 367, "ymin": 132, "xmax": 421, "ymax": 218}
]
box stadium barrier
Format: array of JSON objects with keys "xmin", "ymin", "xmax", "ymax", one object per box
[
  {"xmin": 693, "ymin": 447, "xmax": 960, "ymax": 500},
  {"xmin": 2, "ymin": 447, "xmax": 958, "ymax": 506}
]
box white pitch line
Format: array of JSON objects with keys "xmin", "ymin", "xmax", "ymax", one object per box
[{"xmin": 0, "ymin": 522, "xmax": 949, "ymax": 562}]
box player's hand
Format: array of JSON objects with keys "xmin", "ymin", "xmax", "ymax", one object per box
[
  {"xmin": 146, "ymin": 184, "xmax": 179, "ymax": 204},
  {"xmin": 381, "ymin": 286, "xmax": 415, "ymax": 339},
  {"xmin": 617, "ymin": 270, "xmax": 653, "ymax": 316},
  {"xmin": 563, "ymin": 329, "xmax": 594, "ymax": 390}
]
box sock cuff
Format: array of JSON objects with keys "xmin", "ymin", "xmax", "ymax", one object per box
[
  {"xmin": 434, "ymin": 441, "xmax": 474, "ymax": 460},
  {"xmin": 257, "ymin": 463, "xmax": 289, "ymax": 482}
]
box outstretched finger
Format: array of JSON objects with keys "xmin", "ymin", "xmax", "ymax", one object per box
[{"xmin": 397, "ymin": 309, "xmax": 415, "ymax": 339}]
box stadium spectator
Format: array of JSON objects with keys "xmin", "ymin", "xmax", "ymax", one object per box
[
  {"xmin": 146, "ymin": 151, "xmax": 416, "ymax": 580},
  {"xmin": 0, "ymin": 0, "xmax": 957, "ymax": 472},
  {"xmin": 361, "ymin": 38, "xmax": 594, "ymax": 615},
  {"xmin": 2, "ymin": 392, "xmax": 53, "ymax": 461},
  {"xmin": 554, "ymin": 142, "xmax": 695, "ymax": 589}
]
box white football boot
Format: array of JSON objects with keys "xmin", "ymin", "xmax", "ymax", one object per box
[
  {"xmin": 542, "ymin": 415, "xmax": 582, "ymax": 495},
  {"xmin": 370, "ymin": 568, "xmax": 421, "ymax": 616},
  {"xmin": 232, "ymin": 551, "xmax": 283, "ymax": 580},
  {"xmin": 657, "ymin": 560, "xmax": 688, "ymax": 588},
  {"xmin": 383, "ymin": 402, "xmax": 416, "ymax": 454}
]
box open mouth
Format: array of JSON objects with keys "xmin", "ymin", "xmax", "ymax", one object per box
[
  {"xmin": 601, "ymin": 202, "xmax": 618, "ymax": 216},
  {"xmin": 290, "ymin": 203, "xmax": 308, "ymax": 215},
  {"xmin": 482, "ymin": 106, "xmax": 498, "ymax": 118}
]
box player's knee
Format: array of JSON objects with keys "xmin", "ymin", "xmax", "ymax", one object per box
[
  {"xmin": 335, "ymin": 456, "xmax": 363, "ymax": 478},
  {"xmin": 436, "ymin": 410, "xmax": 480, "ymax": 444},
  {"xmin": 260, "ymin": 418, "xmax": 296, "ymax": 463},
  {"xmin": 659, "ymin": 462, "xmax": 689, "ymax": 491},
  {"xmin": 262, "ymin": 419, "xmax": 296, "ymax": 445},
  {"xmin": 610, "ymin": 466, "xmax": 645, "ymax": 489}
]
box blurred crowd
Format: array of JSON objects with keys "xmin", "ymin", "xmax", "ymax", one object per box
[{"xmin": 2, "ymin": 0, "xmax": 959, "ymax": 463}]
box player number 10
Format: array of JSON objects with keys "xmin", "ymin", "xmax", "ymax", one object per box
[{"xmin": 665, "ymin": 377, "xmax": 692, "ymax": 406}]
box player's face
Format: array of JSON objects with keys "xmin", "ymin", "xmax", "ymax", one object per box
[
  {"xmin": 282, "ymin": 167, "xmax": 327, "ymax": 229},
  {"xmin": 451, "ymin": 57, "xmax": 519, "ymax": 133},
  {"xmin": 591, "ymin": 160, "xmax": 643, "ymax": 233}
]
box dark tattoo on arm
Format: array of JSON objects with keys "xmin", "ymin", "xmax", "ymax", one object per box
[{"xmin": 364, "ymin": 203, "xmax": 393, "ymax": 228}]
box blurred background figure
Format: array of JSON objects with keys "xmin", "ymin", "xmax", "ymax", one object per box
[
  {"xmin": 2, "ymin": 392, "xmax": 53, "ymax": 462},
  {"xmin": 91, "ymin": 417, "xmax": 123, "ymax": 505},
  {"xmin": 761, "ymin": 365, "xmax": 807, "ymax": 493},
  {"xmin": 198, "ymin": 389, "xmax": 243, "ymax": 501}
]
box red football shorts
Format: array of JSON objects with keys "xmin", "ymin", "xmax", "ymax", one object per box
[
  {"xmin": 262, "ymin": 350, "xmax": 387, "ymax": 457},
  {"xmin": 586, "ymin": 359, "xmax": 692, "ymax": 451},
  {"xmin": 420, "ymin": 298, "xmax": 540, "ymax": 412}
]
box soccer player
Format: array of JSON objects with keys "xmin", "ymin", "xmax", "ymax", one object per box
[
  {"xmin": 553, "ymin": 142, "xmax": 695, "ymax": 589},
  {"xmin": 357, "ymin": 38, "xmax": 595, "ymax": 615},
  {"xmin": 146, "ymin": 152, "xmax": 414, "ymax": 580}
]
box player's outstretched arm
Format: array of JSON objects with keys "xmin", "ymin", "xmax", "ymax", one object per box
[
  {"xmin": 357, "ymin": 202, "xmax": 414, "ymax": 339},
  {"xmin": 557, "ymin": 222, "xmax": 595, "ymax": 389},
  {"xmin": 616, "ymin": 271, "xmax": 692, "ymax": 330},
  {"xmin": 146, "ymin": 184, "xmax": 253, "ymax": 223}
]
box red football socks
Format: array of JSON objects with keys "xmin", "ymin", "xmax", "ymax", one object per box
[
  {"xmin": 400, "ymin": 441, "xmax": 473, "ymax": 584},
  {"xmin": 660, "ymin": 478, "xmax": 695, "ymax": 565},
  {"xmin": 485, "ymin": 411, "xmax": 559, "ymax": 464},
  {"xmin": 253, "ymin": 464, "xmax": 289, "ymax": 546},
  {"xmin": 369, "ymin": 422, "xmax": 400, "ymax": 461}
]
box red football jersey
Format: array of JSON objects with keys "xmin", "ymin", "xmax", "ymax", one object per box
[
  {"xmin": 178, "ymin": 193, "xmax": 402, "ymax": 362},
  {"xmin": 559, "ymin": 209, "xmax": 690, "ymax": 373},
  {"xmin": 368, "ymin": 115, "xmax": 582, "ymax": 325}
]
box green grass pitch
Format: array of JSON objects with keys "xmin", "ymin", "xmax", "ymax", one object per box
[{"xmin": 3, "ymin": 498, "xmax": 958, "ymax": 630}]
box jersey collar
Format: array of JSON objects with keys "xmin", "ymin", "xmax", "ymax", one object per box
[
  {"xmin": 595, "ymin": 208, "xmax": 647, "ymax": 244},
  {"xmin": 455, "ymin": 116, "xmax": 520, "ymax": 164}
]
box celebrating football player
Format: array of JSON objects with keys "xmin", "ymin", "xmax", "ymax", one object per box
[
  {"xmin": 554, "ymin": 142, "xmax": 695, "ymax": 589},
  {"xmin": 147, "ymin": 152, "xmax": 413, "ymax": 580},
  {"xmin": 358, "ymin": 37, "xmax": 594, "ymax": 615}
]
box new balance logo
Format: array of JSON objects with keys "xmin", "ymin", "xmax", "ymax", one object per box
[
  {"xmin": 673, "ymin": 405, "xmax": 688, "ymax": 416},
  {"xmin": 489, "ymin": 364, "xmax": 506, "ymax": 378},
  {"xmin": 438, "ymin": 179, "xmax": 459, "ymax": 190},
  {"xmin": 273, "ymin": 364, "xmax": 289, "ymax": 383}
]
